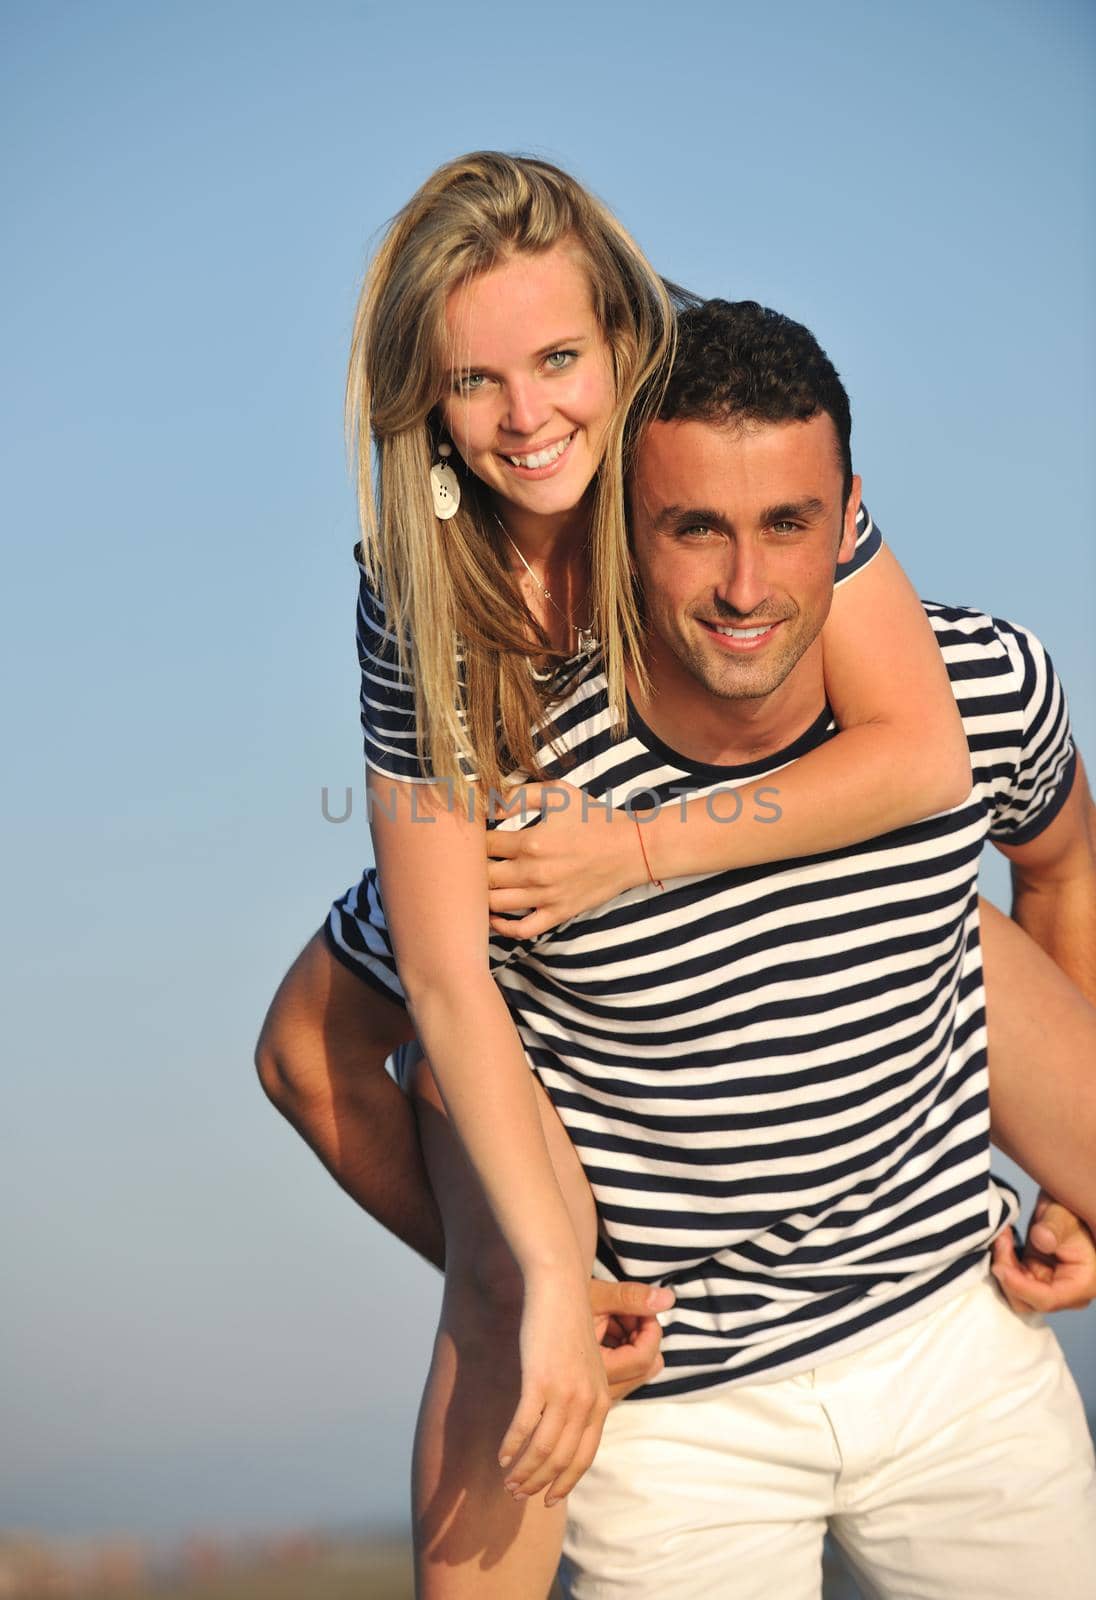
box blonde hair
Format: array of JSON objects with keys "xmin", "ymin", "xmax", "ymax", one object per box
[{"xmin": 347, "ymin": 150, "xmax": 674, "ymax": 795}]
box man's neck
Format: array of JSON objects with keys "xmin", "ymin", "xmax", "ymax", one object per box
[{"xmin": 629, "ymin": 635, "xmax": 828, "ymax": 768}]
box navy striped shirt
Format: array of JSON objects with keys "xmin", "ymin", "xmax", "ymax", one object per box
[{"xmin": 327, "ymin": 520, "xmax": 1075, "ymax": 1396}]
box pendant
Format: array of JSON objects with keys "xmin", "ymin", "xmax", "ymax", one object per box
[{"xmin": 576, "ymin": 625, "xmax": 599, "ymax": 654}]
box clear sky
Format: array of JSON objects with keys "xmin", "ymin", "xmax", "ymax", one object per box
[{"xmin": 3, "ymin": 0, "xmax": 1094, "ymax": 1540}]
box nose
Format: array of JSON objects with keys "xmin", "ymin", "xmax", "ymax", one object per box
[
  {"xmin": 501, "ymin": 375, "xmax": 551, "ymax": 439},
  {"xmin": 714, "ymin": 538, "xmax": 770, "ymax": 618}
]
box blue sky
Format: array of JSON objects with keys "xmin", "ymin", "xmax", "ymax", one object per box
[{"xmin": 3, "ymin": 0, "xmax": 1094, "ymax": 1539}]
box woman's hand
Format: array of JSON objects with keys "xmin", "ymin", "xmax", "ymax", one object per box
[
  {"xmin": 487, "ymin": 781, "xmax": 646, "ymax": 938},
  {"xmin": 498, "ymin": 1268, "xmax": 612, "ymax": 1507}
]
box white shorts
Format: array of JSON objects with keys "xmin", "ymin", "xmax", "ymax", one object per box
[{"xmin": 560, "ymin": 1274, "xmax": 1096, "ymax": 1600}]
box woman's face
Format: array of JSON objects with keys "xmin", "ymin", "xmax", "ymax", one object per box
[{"xmin": 439, "ymin": 243, "xmax": 617, "ymax": 525}]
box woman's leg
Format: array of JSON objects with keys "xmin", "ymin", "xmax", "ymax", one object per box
[
  {"xmin": 257, "ymin": 936, "xmax": 594, "ymax": 1596},
  {"xmin": 409, "ymin": 1051, "xmax": 597, "ymax": 1600},
  {"xmin": 981, "ymin": 897, "xmax": 1096, "ymax": 1225}
]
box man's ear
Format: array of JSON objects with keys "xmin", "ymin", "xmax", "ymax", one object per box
[
  {"xmin": 624, "ymin": 475, "xmax": 640, "ymax": 576},
  {"xmin": 839, "ymin": 474, "xmax": 863, "ymax": 563}
]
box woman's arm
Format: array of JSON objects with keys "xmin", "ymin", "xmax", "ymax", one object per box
[
  {"xmin": 368, "ymin": 772, "xmax": 609, "ymax": 1502},
  {"xmin": 488, "ymin": 542, "xmax": 972, "ymax": 936},
  {"xmin": 354, "ymin": 555, "xmax": 608, "ymax": 1498}
]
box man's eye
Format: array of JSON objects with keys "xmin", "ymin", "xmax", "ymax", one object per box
[
  {"xmin": 544, "ymin": 350, "xmax": 578, "ymax": 371},
  {"xmin": 679, "ymin": 525, "xmax": 713, "ymax": 541},
  {"xmin": 770, "ymin": 521, "xmax": 798, "ymax": 535}
]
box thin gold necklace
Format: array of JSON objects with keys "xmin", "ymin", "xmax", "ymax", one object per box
[{"xmin": 494, "ymin": 514, "xmax": 598, "ymax": 655}]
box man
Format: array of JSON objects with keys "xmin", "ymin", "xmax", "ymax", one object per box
[
  {"xmin": 259, "ymin": 301, "xmax": 1096, "ymax": 1596},
  {"xmin": 528, "ymin": 302, "xmax": 1096, "ymax": 1596}
]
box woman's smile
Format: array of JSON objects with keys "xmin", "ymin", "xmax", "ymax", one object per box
[{"xmin": 501, "ymin": 429, "xmax": 576, "ymax": 475}]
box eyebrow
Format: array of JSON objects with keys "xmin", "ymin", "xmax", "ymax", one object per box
[
  {"xmin": 535, "ymin": 333, "xmax": 589, "ymax": 356},
  {"xmin": 652, "ymin": 497, "xmax": 828, "ymax": 531},
  {"xmin": 760, "ymin": 498, "xmax": 827, "ymax": 522},
  {"xmin": 651, "ymin": 505, "xmax": 728, "ymax": 531}
]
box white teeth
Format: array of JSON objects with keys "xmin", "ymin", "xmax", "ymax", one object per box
[
  {"xmin": 508, "ymin": 433, "xmax": 573, "ymax": 469},
  {"xmin": 711, "ymin": 624, "xmax": 772, "ymax": 638}
]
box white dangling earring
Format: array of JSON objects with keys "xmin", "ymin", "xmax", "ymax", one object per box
[{"xmin": 430, "ymin": 441, "xmax": 461, "ymax": 520}]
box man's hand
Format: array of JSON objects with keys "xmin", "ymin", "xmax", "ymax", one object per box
[
  {"xmin": 992, "ymin": 1192, "xmax": 1096, "ymax": 1313},
  {"xmin": 590, "ymin": 1280, "xmax": 674, "ymax": 1402}
]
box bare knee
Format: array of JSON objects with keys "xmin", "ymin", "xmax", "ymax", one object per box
[
  {"xmin": 456, "ymin": 1237, "xmax": 525, "ymax": 1316},
  {"xmin": 442, "ymin": 1243, "xmax": 526, "ymax": 1366}
]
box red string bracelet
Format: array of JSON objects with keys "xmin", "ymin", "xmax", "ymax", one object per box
[{"xmin": 632, "ymin": 812, "xmax": 664, "ymax": 891}]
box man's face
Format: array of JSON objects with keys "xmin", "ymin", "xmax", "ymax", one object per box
[{"xmin": 630, "ymin": 412, "xmax": 861, "ymax": 705}]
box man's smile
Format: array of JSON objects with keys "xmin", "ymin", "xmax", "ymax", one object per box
[{"xmin": 696, "ymin": 617, "xmax": 786, "ymax": 652}]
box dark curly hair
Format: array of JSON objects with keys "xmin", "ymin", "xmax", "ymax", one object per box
[{"xmin": 660, "ymin": 300, "xmax": 853, "ymax": 504}]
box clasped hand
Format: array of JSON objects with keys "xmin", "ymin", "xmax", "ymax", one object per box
[
  {"xmin": 992, "ymin": 1191, "xmax": 1096, "ymax": 1313},
  {"xmin": 498, "ymin": 1277, "xmax": 674, "ymax": 1507},
  {"xmin": 487, "ymin": 780, "xmax": 644, "ymax": 939}
]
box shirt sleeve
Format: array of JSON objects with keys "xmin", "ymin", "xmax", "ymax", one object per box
[
  {"xmin": 834, "ymin": 502, "xmax": 883, "ymax": 588},
  {"xmin": 353, "ymin": 544, "xmax": 439, "ymax": 784},
  {"xmin": 987, "ymin": 618, "xmax": 1077, "ymax": 845}
]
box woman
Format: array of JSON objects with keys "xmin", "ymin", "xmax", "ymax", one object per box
[{"xmin": 258, "ymin": 152, "xmax": 1095, "ymax": 1597}]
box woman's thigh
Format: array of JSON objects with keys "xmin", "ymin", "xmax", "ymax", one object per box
[{"xmin": 980, "ymin": 897, "xmax": 1096, "ymax": 1222}]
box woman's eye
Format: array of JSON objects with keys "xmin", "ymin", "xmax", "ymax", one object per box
[
  {"xmin": 454, "ymin": 372, "xmax": 486, "ymax": 394},
  {"xmin": 544, "ymin": 350, "xmax": 577, "ymax": 371}
]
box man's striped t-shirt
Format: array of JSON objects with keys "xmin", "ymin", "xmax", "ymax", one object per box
[{"xmin": 326, "ymin": 524, "xmax": 1075, "ymax": 1399}]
